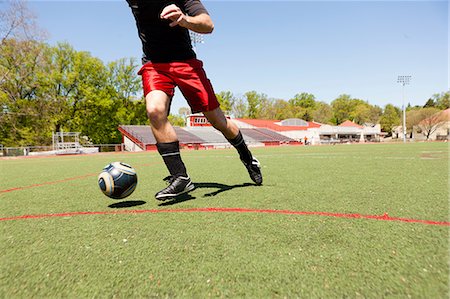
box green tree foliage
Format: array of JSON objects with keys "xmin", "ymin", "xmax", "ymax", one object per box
[
  {"xmin": 330, "ymin": 95, "xmax": 381, "ymax": 125},
  {"xmin": 244, "ymin": 91, "xmax": 268, "ymax": 119},
  {"xmin": 432, "ymin": 91, "xmax": 450, "ymax": 110},
  {"xmin": 288, "ymin": 92, "xmax": 317, "ymax": 121},
  {"xmin": 215, "ymin": 91, "xmax": 234, "ymax": 115},
  {"xmin": 423, "ymin": 98, "xmax": 436, "ymax": 108},
  {"xmin": 313, "ymin": 102, "xmax": 333, "ymax": 124},
  {"xmin": 168, "ymin": 114, "xmax": 186, "ymax": 127},
  {"xmin": 379, "ymin": 104, "xmax": 401, "ymax": 135},
  {"xmin": 351, "ymin": 103, "xmax": 382, "ymax": 125},
  {"xmin": 0, "ymin": 40, "xmax": 146, "ymax": 146},
  {"xmin": 330, "ymin": 94, "xmax": 356, "ymax": 125},
  {"xmin": 0, "ymin": 39, "xmax": 50, "ymax": 146},
  {"xmin": 272, "ymin": 99, "xmax": 294, "ymax": 120},
  {"xmin": 231, "ymin": 97, "xmax": 247, "ymax": 119}
]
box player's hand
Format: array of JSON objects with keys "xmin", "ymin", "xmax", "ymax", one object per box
[{"xmin": 160, "ymin": 4, "xmax": 188, "ymax": 28}]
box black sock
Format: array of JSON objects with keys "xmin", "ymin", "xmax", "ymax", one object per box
[
  {"xmin": 228, "ymin": 131, "xmax": 253, "ymax": 164},
  {"xmin": 156, "ymin": 141, "xmax": 187, "ymax": 178}
]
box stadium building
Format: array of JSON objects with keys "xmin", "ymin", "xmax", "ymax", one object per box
[{"xmin": 119, "ymin": 114, "xmax": 382, "ymax": 151}]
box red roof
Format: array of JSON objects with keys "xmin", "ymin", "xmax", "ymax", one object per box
[
  {"xmin": 339, "ymin": 120, "xmax": 363, "ymax": 128},
  {"xmin": 235, "ymin": 119, "xmax": 321, "ymax": 131}
]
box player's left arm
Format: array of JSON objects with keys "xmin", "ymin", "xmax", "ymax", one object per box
[{"xmin": 160, "ymin": 4, "xmax": 214, "ymax": 34}]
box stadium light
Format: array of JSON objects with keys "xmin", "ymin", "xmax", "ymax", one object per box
[
  {"xmin": 189, "ymin": 31, "xmax": 204, "ymax": 53},
  {"xmin": 397, "ymin": 75, "xmax": 411, "ymax": 143}
]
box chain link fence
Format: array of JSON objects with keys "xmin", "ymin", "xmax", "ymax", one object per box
[{"xmin": 0, "ymin": 144, "xmax": 125, "ymax": 157}]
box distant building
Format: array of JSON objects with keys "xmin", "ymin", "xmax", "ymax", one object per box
[
  {"xmin": 393, "ymin": 109, "xmax": 450, "ymax": 141},
  {"xmin": 415, "ymin": 108, "xmax": 450, "ymax": 141},
  {"xmin": 118, "ymin": 117, "xmax": 383, "ymax": 151},
  {"xmin": 186, "ymin": 113, "xmax": 231, "ymax": 127},
  {"xmin": 234, "ymin": 118, "xmax": 382, "ymax": 145}
]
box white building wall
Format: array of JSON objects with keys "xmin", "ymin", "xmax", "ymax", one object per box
[{"xmin": 124, "ymin": 136, "xmax": 143, "ymax": 152}]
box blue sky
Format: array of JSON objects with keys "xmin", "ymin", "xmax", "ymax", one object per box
[{"xmin": 25, "ymin": 0, "xmax": 449, "ymax": 113}]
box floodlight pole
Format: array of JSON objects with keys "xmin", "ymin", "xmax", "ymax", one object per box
[
  {"xmin": 189, "ymin": 31, "xmax": 204, "ymax": 53},
  {"xmin": 397, "ymin": 75, "xmax": 411, "ymax": 143}
]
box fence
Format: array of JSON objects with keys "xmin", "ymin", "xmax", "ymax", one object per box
[{"xmin": 0, "ymin": 144, "xmax": 125, "ymax": 157}]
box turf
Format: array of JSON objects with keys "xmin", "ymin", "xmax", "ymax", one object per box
[{"xmin": 0, "ymin": 143, "xmax": 448, "ymax": 298}]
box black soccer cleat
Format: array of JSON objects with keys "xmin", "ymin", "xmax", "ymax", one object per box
[
  {"xmin": 242, "ymin": 157, "xmax": 263, "ymax": 185},
  {"xmin": 155, "ymin": 175, "xmax": 195, "ymax": 200}
]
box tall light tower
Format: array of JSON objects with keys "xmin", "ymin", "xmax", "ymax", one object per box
[
  {"xmin": 397, "ymin": 75, "xmax": 411, "ymax": 143},
  {"xmin": 189, "ymin": 31, "xmax": 204, "ymax": 53}
]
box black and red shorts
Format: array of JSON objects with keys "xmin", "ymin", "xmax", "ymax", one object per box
[{"xmin": 138, "ymin": 58, "xmax": 220, "ymax": 113}]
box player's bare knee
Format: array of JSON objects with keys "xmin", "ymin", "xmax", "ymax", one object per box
[
  {"xmin": 146, "ymin": 105, "xmax": 166, "ymax": 127},
  {"xmin": 145, "ymin": 91, "xmax": 170, "ymax": 123}
]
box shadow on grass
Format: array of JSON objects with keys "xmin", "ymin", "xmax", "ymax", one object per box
[
  {"xmin": 108, "ymin": 200, "xmax": 147, "ymax": 209},
  {"xmin": 197, "ymin": 182, "xmax": 255, "ymax": 197},
  {"xmin": 158, "ymin": 182, "xmax": 255, "ymax": 206}
]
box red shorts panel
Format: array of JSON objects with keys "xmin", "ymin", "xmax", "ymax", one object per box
[{"xmin": 138, "ymin": 59, "xmax": 220, "ymax": 113}]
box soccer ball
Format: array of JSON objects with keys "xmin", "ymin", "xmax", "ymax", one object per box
[{"xmin": 98, "ymin": 162, "xmax": 138, "ymax": 199}]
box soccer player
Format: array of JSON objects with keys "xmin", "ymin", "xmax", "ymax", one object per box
[{"xmin": 126, "ymin": 0, "xmax": 262, "ymax": 200}]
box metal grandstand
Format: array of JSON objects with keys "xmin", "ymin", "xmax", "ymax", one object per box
[
  {"xmin": 240, "ymin": 128, "xmax": 295, "ymax": 144},
  {"xmin": 119, "ymin": 124, "xmax": 300, "ymax": 152}
]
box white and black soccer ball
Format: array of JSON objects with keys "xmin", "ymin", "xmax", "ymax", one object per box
[{"xmin": 98, "ymin": 162, "xmax": 138, "ymax": 199}]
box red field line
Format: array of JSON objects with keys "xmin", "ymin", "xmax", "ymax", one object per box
[
  {"xmin": 0, "ymin": 207, "xmax": 448, "ymax": 226},
  {"xmin": 0, "ymin": 161, "xmax": 161, "ymax": 194},
  {"xmin": 0, "ymin": 173, "xmax": 97, "ymax": 194}
]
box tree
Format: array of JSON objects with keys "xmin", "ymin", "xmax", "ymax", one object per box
[
  {"xmin": 215, "ymin": 91, "xmax": 234, "ymax": 115},
  {"xmin": 168, "ymin": 114, "xmax": 185, "ymax": 127},
  {"xmin": 272, "ymin": 99, "xmax": 294, "ymax": 120},
  {"xmin": 0, "ymin": 39, "xmax": 50, "ymax": 146},
  {"xmin": 0, "ymin": 0, "xmax": 46, "ymax": 44},
  {"xmin": 423, "ymin": 98, "xmax": 436, "ymax": 108},
  {"xmin": 37, "ymin": 43, "xmax": 109, "ymax": 133},
  {"xmin": 313, "ymin": 102, "xmax": 333, "ymax": 124},
  {"xmin": 107, "ymin": 58, "xmax": 141, "ymax": 107},
  {"xmin": 232, "ymin": 97, "xmax": 247, "ymax": 119},
  {"xmin": 330, "ymin": 94, "xmax": 355, "ymax": 125},
  {"xmin": 256, "ymin": 97, "xmax": 277, "ymax": 119},
  {"xmin": 379, "ymin": 104, "xmax": 401, "ymax": 135},
  {"xmin": 351, "ymin": 102, "xmax": 382, "ymax": 125},
  {"xmin": 244, "ymin": 91, "xmax": 267, "ymax": 119},
  {"xmin": 416, "ymin": 108, "xmax": 446, "ymax": 140},
  {"xmin": 288, "ymin": 92, "xmax": 317, "ymax": 121},
  {"xmin": 178, "ymin": 107, "xmax": 191, "ymax": 119},
  {"xmin": 289, "ymin": 92, "xmax": 316, "ymax": 108},
  {"xmin": 433, "ymin": 91, "xmax": 450, "ymax": 110},
  {"xmin": 0, "ymin": 38, "xmax": 147, "ymax": 146},
  {"xmin": 0, "ymin": 0, "xmax": 47, "ymax": 85},
  {"xmin": 405, "ymin": 108, "xmax": 422, "ymax": 137}
]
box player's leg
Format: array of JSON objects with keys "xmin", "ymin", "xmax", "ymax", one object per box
[
  {"xmin": 174, "ymin": 59, "xmax": 262, "ymax": 185},
  {"xmin": 203, "ymin": 108, "xmax": 263, "ymax": 185},
  {"xmin": 145, "ymin": 91, "xmax": 194, "ymax": 200}
]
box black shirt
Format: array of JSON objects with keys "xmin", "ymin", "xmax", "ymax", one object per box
[{"xmin": 126, "ymin": 0, "xmax": 209, "ymax": 63}]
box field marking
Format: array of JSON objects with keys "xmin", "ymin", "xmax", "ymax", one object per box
[
  {"xmin": 194, "ymin": 154, "xmax": 441, "ymax": 161},
  {"xmin": 0, "ymin": 173, "xmax": 97, "ymax": 194},
  {"xmin": 0, "ymin": 207, "xmax": 448, "ymax": 226},
  {"xmin": 0, "ymin": 161, "xmax": 162, "ymax": 194}
]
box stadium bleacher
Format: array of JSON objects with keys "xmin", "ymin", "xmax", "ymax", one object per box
[
  {"xmin": 120, "ymin": 125, "xmax": 157, "ymax": 145},
  {"xmin": 119, "ymin": 124, "xmax": 301, "ymax": 151},
  {"xmin": 183, "ymin": 127, "xmax": 227, "ymax": 144},
  {"xmin": 253, "ymin": 128, "xmax": 296, "ymax": 142},
  {"xmin": 173, "ymin": 127, "xmax": 205, "ymax": 144},
  {"xmin": 240, "ymin": 128, "xmax": 295, "ymax": 143}
]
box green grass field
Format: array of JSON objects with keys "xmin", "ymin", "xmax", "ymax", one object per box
[{"xmin": 0, "ymin": 143, "xmax": 448, "ymax": 298}]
